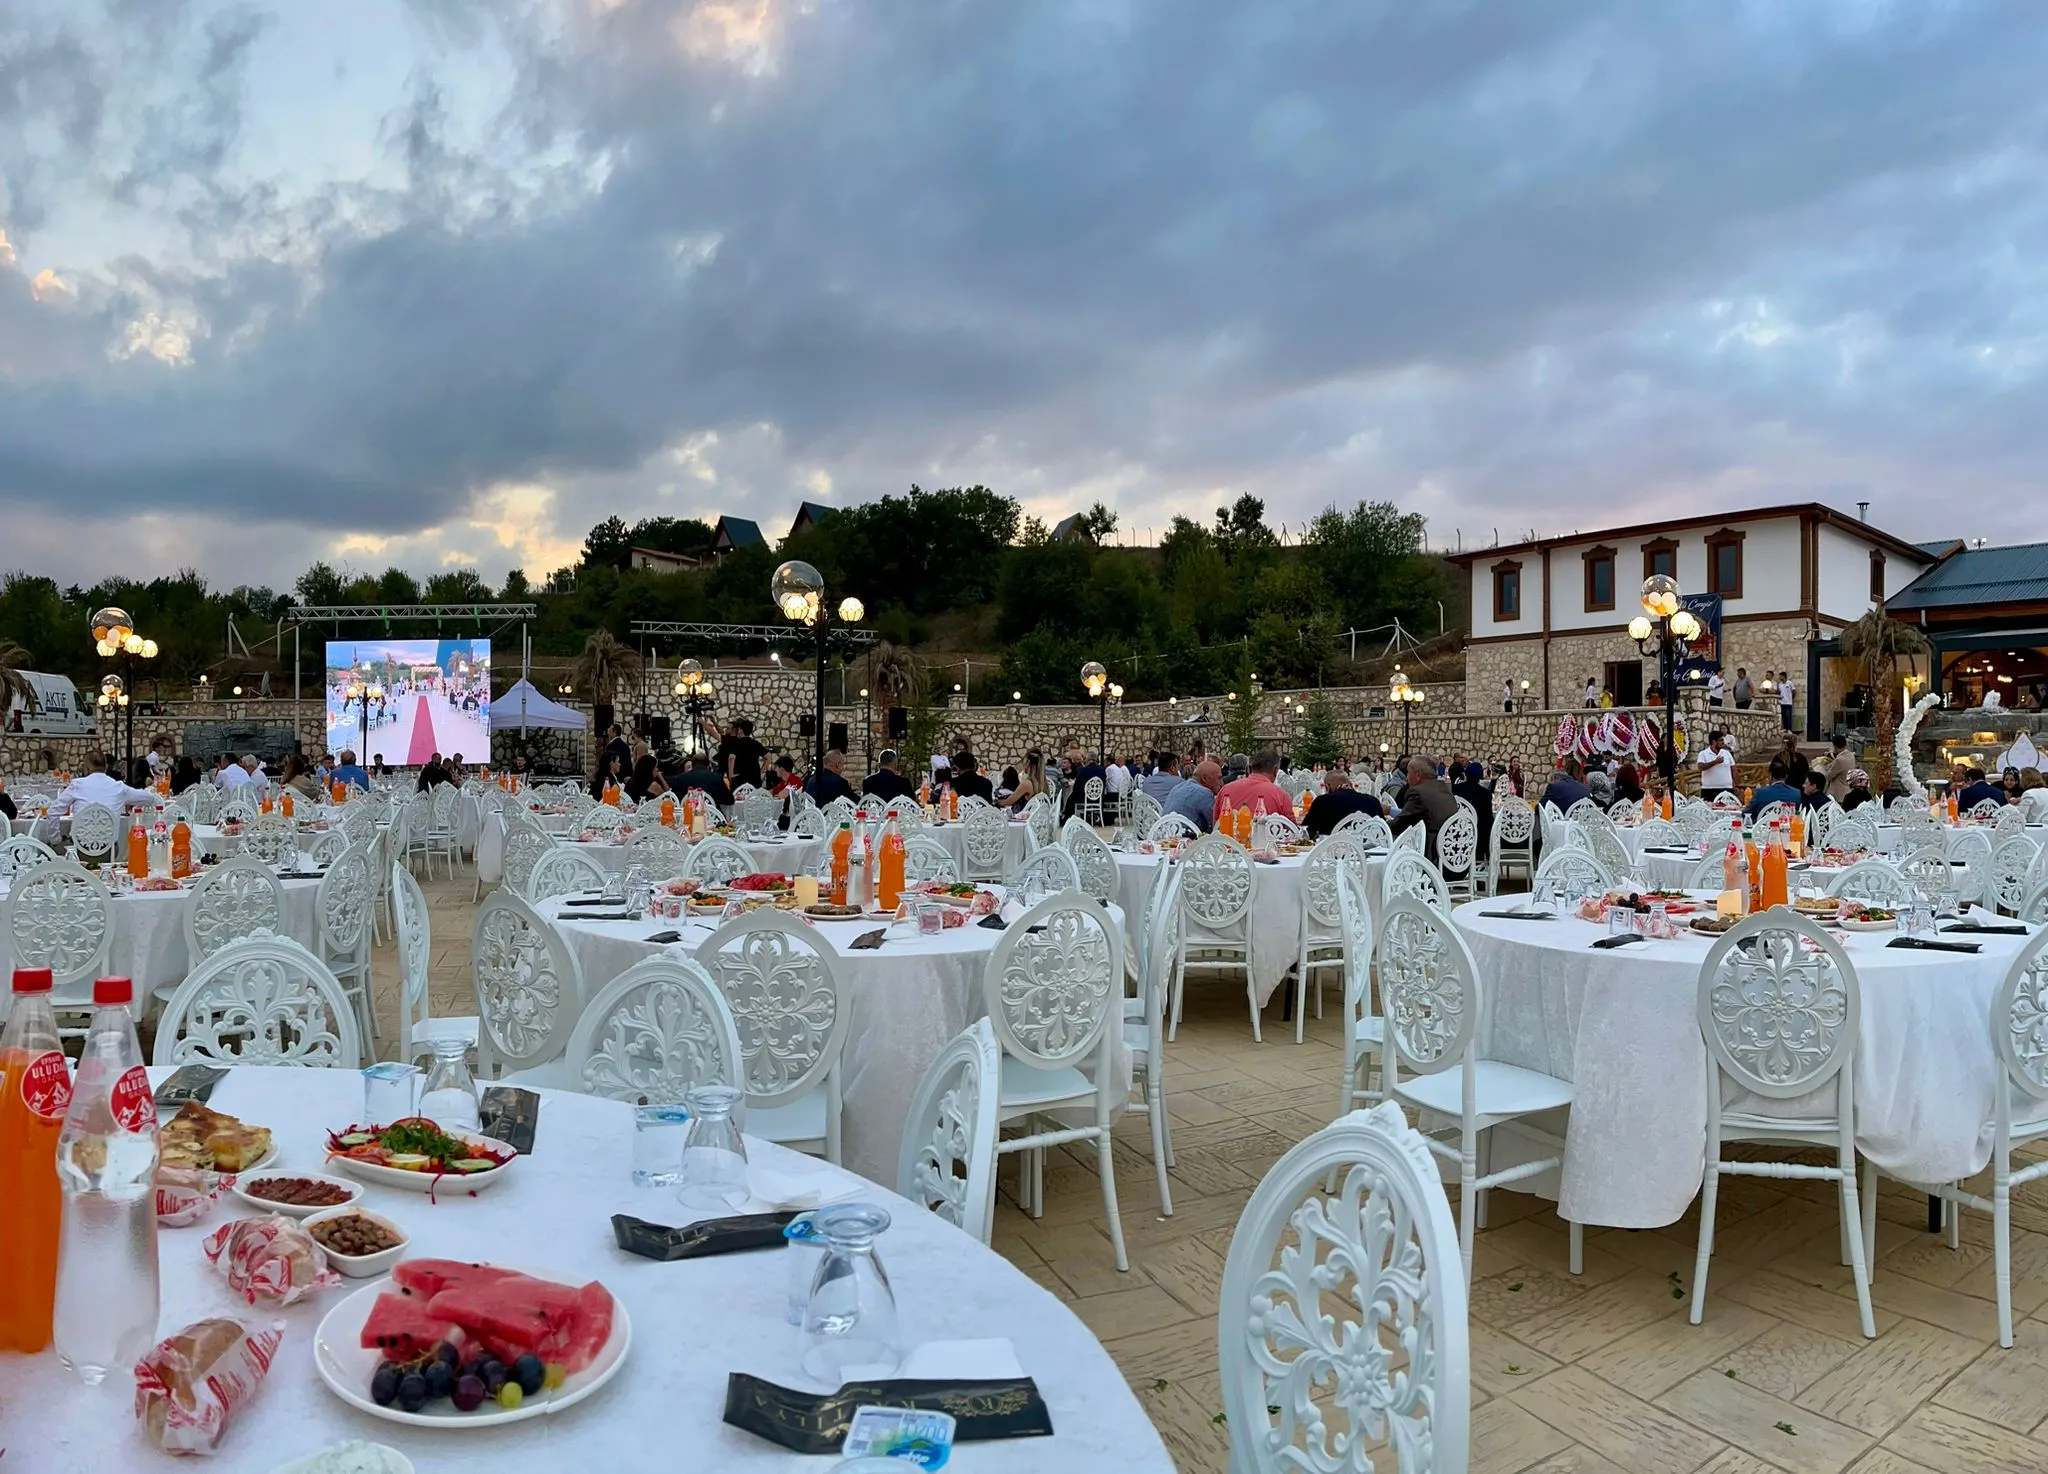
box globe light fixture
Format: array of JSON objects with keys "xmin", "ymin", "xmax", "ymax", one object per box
[
  {"xmin": 89, "ymin": 606, "xmax": 133, "ymax": 645},
  {"xmin": 770, "ymin": 558, "xmax": 864, "ymax": 778},
  {"xmin": 1640, "ymin": 573, "xmax": 1680, "ymax": 620},
  {"xmin": 1628, "ymin": 575, "xmax": 1700, "ymax": 783},
  {"xmin": 1080, "ymin": 661, "xmax": 1106, "ymax": 699},
  {"xmin": 1626, "ymin": 615, "xmax": 1653, "ymax": 642},
  {"xmin": 1080, "ymin": 661, "xmax": 1112, "ymax": 751},
  {"xmin": 771, "ymin": 560, "xmax": 825, "ymax": 625}
]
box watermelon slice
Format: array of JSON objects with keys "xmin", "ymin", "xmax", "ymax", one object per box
[
  {"xmin": 391, "ymin": 1258, "xmax": 525, "ymax": 1299},
  {"xmin": 424, "ymin": 1275, "xmax": 617, "ymax": 1374},
  {"xmin": 360, "ymin": 1291, "xmax": 460, "ymax": 1362}
]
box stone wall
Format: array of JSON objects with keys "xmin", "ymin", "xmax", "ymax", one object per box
[{"xmin": 1, "ymin": 699, "xmax": 323, "ymax": 779}]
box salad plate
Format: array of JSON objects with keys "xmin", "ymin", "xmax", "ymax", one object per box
[{"xmin": 326, "ymin": 1120, "xmax": 519, "ymax": 1194}]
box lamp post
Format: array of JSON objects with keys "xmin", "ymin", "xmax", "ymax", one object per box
[
  {"xmin": 1389, "ymin": 665, "xmax": 1425, "ymax": 755},
  {"xmin": 858, "ymin": 687, "xmax": 873, "ymax": 769},
  {"xmin": 1081, "ymin": 662, "xmax": 1111, "ymax": 756},
  {"xmin": 771, "ymin": 560, "xmax": 864, "ymax": 782},
  {"xmin": 343, "ymin": 664, "xmax": 385, "ymax": 759},
  {"xmin": 672, "ymin": 658, "xmax": 718, "ymax": 758},
  {"xmin": 1626, "ymin": 574, "xmax": 1704, "ymax": 787},
  {"xmin": 90, "ymin": 607, "xmax": 156, "ymax": 771}
]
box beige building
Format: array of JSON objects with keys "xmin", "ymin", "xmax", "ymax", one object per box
[{"xmin": 1447, "ymin": 503, "xmax": 1936, "ymax": 735}]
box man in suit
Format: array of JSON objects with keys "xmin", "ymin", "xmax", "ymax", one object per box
[
  {"xmin": 950, "ymin": 751, "xmax": 994, "ymax": 804},
  {"xmin": 861, "ymin": 749, "xmax": 915, "ymax": 801},
  {"xmin": 1389, "ymin": 755, "xmax": 1456, "ymax": 863},
  {"xmin": 1304, "ymin": 766, "xmax": 1382, "ymax": 838},
  {"xmin": 1955, "ymin": 765, "xmax": 2006, "ymax": 811}
]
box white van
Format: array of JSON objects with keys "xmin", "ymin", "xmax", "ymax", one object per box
[{"xmin": 3, "ymin": 671, "xmax": 94, "ymax": 734}]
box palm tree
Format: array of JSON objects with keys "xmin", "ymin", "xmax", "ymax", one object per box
[
  {"xmin": 569, "ymin": 629, "xmax": 643, "ymax": 738},
  {"xmin": 867, "ymin": 642, "xmax": 924, "ymax": 751},
  {"xmin": 0, "ymin": 640, "xmax": 32, "ymax": 726},
  {"xmin": 1838, "ymin": 604, "xmax": 1931, "ymax": 791}
]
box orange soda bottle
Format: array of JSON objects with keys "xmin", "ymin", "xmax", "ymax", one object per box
[
  {"xmin": 878, "ymin": 819, "xmax": 906, "ymax": 911},
  {"xmin": 126, "ymin": 819, "xmax": 148, "ymax": 880},
  {"xmin": 1660, "ymin": 791, "xmax": 1674, "ymax": 821},
  {"xmin": 170, "ymin": 818, "xmax": 192, "ymax": 879},
  {"xmin": 660, "ymin": 794, "xmax": 676, "ymax": 828},
  {"xmin": 280, "ymin": 791, "xmax": 294, "ymax": 819},
  {"xmin": 1236, "ymin": 802, "xmax": 1253, "ymax": 846},
  {"xmin": 0, "ymin": 966, "xmax": 71, "ymax": 1351},
  {"xmin": 259, "ymin": 794, "xmax": 272, "ymax": 816},
  {"xmin": 1761, "ymin": 823, "xmax": 1790, "ymax": 909},
  {"xmin": 1788, "ymin": 812, "xmax": 1805, "ymax": 857},
  {"xmin": 830, "ymin": 822, "xmax": 853, "ymax": 906}
]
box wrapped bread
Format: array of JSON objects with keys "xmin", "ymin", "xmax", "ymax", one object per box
[
  {"xmin": 134, "ymin": 1317, "xmax": 284, "ymax": 1455},
  {"xmin": 155, "ymin": 1166, "xmax": 230, "ymax": 1228},
  {"xmin": 202, "ymin": 1215, "xmax": 339, "ymax": 1306}
]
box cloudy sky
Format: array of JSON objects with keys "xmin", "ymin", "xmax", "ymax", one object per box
[{"xmin": 3, "ymin": 0, "xmax": 2044, "ymax": 592}]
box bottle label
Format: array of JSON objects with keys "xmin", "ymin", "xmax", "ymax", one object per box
[
  {"xmin": 21, "ymin": 1049, "xmax": 72, "ymax": 1120},
  {"xmin": 111, "ymin": 1065, "xmax": 157, "ymax": 1133}
]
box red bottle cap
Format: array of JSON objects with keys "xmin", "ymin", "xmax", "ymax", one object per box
[
  {"xmin": 11, "ymin": 967, "xmax": 54, "ymax": 994},
  {"xmin": 93, "ymin": 976, "xmax": 134, "ymax": 1006}
]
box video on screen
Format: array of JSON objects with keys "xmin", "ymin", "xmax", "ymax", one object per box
[{"xmin": 324, "ymin": 639, "xmax": 491, "ymax": 767}]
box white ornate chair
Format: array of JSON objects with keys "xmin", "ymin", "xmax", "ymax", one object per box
[
  {"xmin": 1484, "ymin": 799, "xmax": 1534, "ymax": 895},
  {"xmin": 1377, "ymin": 897, "xmax": 1580, "ymax": 1284},
  {"xmin": 526, "ymin": 845, "xmax": 612, "ymax": 903},
  {"xmin": 737, "ymin": 789, "xmax": 781, "ymax": 840},
  {"xmin": 390, "ymin": 864, "xmax": 477, "ymax": 1065},
  {"xmin": 1576, "ymin": 818, "xmax": 1634, "ymax": 884},
  {"xmin": 1968, "ymin": 798, "xmax": 2005, "ymax": 822},
  {"xmin": 855, "ymin": 795, "xmax": 889, "ymax": 823},
  {"xmin": 1292, "ymin": 835, "xmax": 1366, "ymax": 1043},
  {"xmin": 183, "ymin": 855, "xmax": 284, "ymax": 967},
  {"xmin": 1023, "ymin": 794, "xmax": 1059, "ymax": 852},
  {"xmin": 1435, "ymin": 807, "xmax": 1480, "ymax": 903},
  {"xmin": 69, "ymin": 801, "xmax": 120, "ymax": 863},
  {"xmin": 627, "ymin": 825, "xmax": 685, "ymax": 855},
  {"xmin": 1530, "ymin": 847, "xmax": 1613, "ymax": 903},
  {"xmin": 1392, "ymin": 824, "xmax": 1426, "ymax": 856},
  {"xmin": 2023, "ymin": 878, "xmax": 2048, "ymax": 925},
  {"xmin": 1690, "ymin": 910, "xmax": 1874, "ymax": 1339},
  {"xmin": 1909, "ymin": 931, "xmax": 2048, "ymax": 1345},
  {"xmin": 1144, "ymin": 812, "xmax": 1200, "ymax": 843},
  {"xmin": 1949, "ymin": 828, "xmax": 1995, "ymax": 907},
  {"xmin": 1335, "ymin": 866, "xmax": 1384, "ymax": 1116},
  {"xmin": 683, "ymin": 835, "xmax": 755, "ymax": 887},
  {"xmin": 152, "ymin": 934, "xmax": 362, "ymax": 1069},
  {"xmin": 895, "ymin": 1018, "xmax": 1002, "ymax": 1245},
  {"xmin": 1899, "ymin": 844, "xmax": 1956, "ymax": 899},
  {"xmin": 317, "ymin": 842, "xmax": 379, "ymax": 1045},
  {"xmin": 1828, "ymin": 810, "xmax": 1879, "ymax": 855},
  {"xmin": 1986, "ymin": 837, "xmax": 2038, "ymax": 917},
  {"xmin": 959, "ymin": 806, "xmax": 1009, "ymax": 883},
  {"xmin": 983, "ymin": 891, "xmax": 1129, "ymax": 1270},
  {"xmin": 1333, "ymin": 811, "xmax": 1395, "ymax": 852},
  {"xmin": 1380, "ymin": 849, "xmax": 1451, "ymax": 914},
  {"xmin": 1253, "ymin": 813, "xmax": 1305, "ymax": 849},
  {"xmin": 1056, "ymin": 816, "xmax": 1117, "ymax": 904},
  {"xmin": 902, "ymin": 835, "xmax": 958, "ymax": 886},
  {"xmin": 1635, "ymin": 816, "xmax": 1681, "ymax": 847},
  {"xmin": 1171, "ymin": 832, "xmax": 1256, "ymax": 1041},
  {"xmin": 299, "ymin": 828, "xmax": 348, "ymax": 866},
  {"xmin": 216, "ymin": 797, "xmax": 259, "ymax": 828},
  {"xmin": 1079, "ymin": 776, "xmax": 1106, "ymax": 825},
  {"xmin": 0, "ymin": 834, "xmax": 57, "ymax": 880},
  {"xmin": 184, "ymin": 784, "xmax": 222, "ymax": 825},
  {"xmin": 564, "ymin": 954, "xmax": 742, "ymax": 1104},
  {"xmin": 471, "ymin": 890, "xmax": 586, "ymax": 1085},
  {"xmin": 1125, "ymin": 789, "xmax": 1163, "ymax": 840},
  {"xmin": 1218, "ymin": 1098, "xmax": 1469, "ymax": 1474},
  {"xmin": 582, "ymin": 804, "xmax": 629, "ymax": 839},
  {"xmin": 1994, "ymin": 803, "xmax": 2030, "ymax": 838},
  {"xmin": 1122, "ymin": 866, "xmax": 1183, "ymax": 1216},
  {"xmin": 3, "ymin": 858, "xmax": 112, "ymax": 1025},
  {"xmin": 695, "ymin": 909, "xmax": 851, "ymax": 1164},
  {"xmin": 1822, "ymin": 857, "xmax": 1915, "ymax": 907},
  {"xmin": 1012, "ymin": 844, "xmax": 1080, "ymax": 907},
  {"xmin": 820, "ymin": 796, "xmax": 857, "ymax": 829}
]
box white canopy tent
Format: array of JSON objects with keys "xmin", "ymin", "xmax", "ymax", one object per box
[{"xmin": 491, "ymin": 679, "xmax": 585, "ymax": 732}]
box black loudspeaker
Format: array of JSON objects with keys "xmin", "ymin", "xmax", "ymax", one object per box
[
  {"xmin": 799, "ymin": 715, "xmax": 817, "ymax": 737},
  {"xmin": 650, "ymin": 716, "xmax": 671, "ymax": 746},
  {"xmin": 828, "ymin": 721, "xmax": 849, "ymax": 752},
  {"xmin": 887, "ymin": 706, "xmax": 908, "ymax": 739}
]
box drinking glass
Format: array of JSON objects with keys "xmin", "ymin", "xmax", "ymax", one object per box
[
  {"xmin": 1607, "ymin": 906, "xmax": 1632, "ymax": 937},
  {"xmin": 631, "ymin": 1102, "xmax": 690, "ymax": 1188},
  {"xmin": 362, "ymin": 1061, "xmax": 420, "ymax": 1125},
  {"xmin": 917, "ymin": 904, "xmax": 944, "ymax": 937},
  {"xmin": 799, "ymin": 1203, "xmax": 900, "ymax": 1385},
  {"xmin": 1937, "ymin": 889, "xmax": 1960, "ymax": 922},
  {"xmin": 418, "ymin": 1038, "xmax": 481, "ymax": 1134},
  {"xmin": 677, "ymin": 1085, "xmax": 749, "ymax": 1211}
]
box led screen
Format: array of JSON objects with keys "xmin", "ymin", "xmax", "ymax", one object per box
[{"xmin": 324, "ymin": 639, "xmax": 491, "ymax": 766}]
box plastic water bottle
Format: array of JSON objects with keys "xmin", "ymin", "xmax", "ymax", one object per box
[{"xmin": 53, "ymin": 976, "xmax": 160, "ymax": 1384}]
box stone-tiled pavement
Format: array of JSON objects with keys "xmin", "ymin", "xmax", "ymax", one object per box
[{"xmin": 379, "ymin": 872, "xmax": 2048, "ymax": 1474}]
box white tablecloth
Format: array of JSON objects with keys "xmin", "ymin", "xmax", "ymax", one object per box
[
  {"xmin": 919, "ymin": 818, "xmax": 1033, "ymax": 879},
  {"xmin": 1452, "ymin": 895, "xmax": 2035, "ymax": 1229},
  {"xmin": 1112, "ymin": 850, "xmax": 1307, "ymax": 1007},
  {"xmin": 0, "ymin": 870, "xmax": 325, "ymax": 999},
  {"xmin": 545, "ymin": 897, "xmax": 1131, "ymax": 1187},
  {"xmin": 0, "ymin": 1067, "xmax": 1171, "ymax": 1472}
]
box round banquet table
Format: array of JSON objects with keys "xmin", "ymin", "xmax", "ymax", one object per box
[
  {"xmin": 917, "ymin": 817, "xmax": 1033, "ymax": 879},
  {"xmin": 564, "ymin": 833, "xmax": 827, "ymax": 879},
  {"xmin": 1112, "ymin": 848, "xmax": 1309, "ymax": 1008},
  {"xmin": 0, "ymin": 1066, "xmax": 1172, "ymax": 1473},
  {"xmin": 0, "ymin": 867, "xmax": 325, "ymax": 1000},
  {"xmin": 541, "ymin": 895, "xmax": 1131, "ymax": 1187},
  {"xmin": 1450, "ymin": 894, "xmax": 2038, "ymax": 1229}
]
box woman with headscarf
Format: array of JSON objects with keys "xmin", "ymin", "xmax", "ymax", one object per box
[{"xmin": 1841, "ymin": 768, "xmax": 1875, "ymax": 811}]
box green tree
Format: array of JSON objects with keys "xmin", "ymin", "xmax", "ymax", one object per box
[
  {"xmin": 424, "ymin": 568, "xmax": 493, "ymax": 602},
  {"xmin": 1214, "ymin": 493, "xmax": 1277, "ymax": 566},
  {"xmin": 1076, "ymin": 502, "xmax": 1119, "ymax": 541},
  {"xmin": 1224, "ymin": 682, "xmax": 1263, "ymax": 758},
  {"xmin": 1301, "ymin": 500, "xmax": 1444, "ymax": 634},
  {"xmin": 294, "ymin": 561, "xmax": 348, "ymax": 606},
  {"xmin": 501, "ymin": 568, "xmax": 531, "ymax": 599},
  {"xmin": 630, "ymin": 516, "xmax": 716, "ymax": 558},
  {"xmin": 581, "ymin": 516, "xmax": 634, "ymax": 568},
  {"xmin": 996, "ymin": 541, "xmax": 1093, "ymax": 643},
  {"xmin": 1294, "ymin": 690, "xmax": 1341, "ymax": 769}
]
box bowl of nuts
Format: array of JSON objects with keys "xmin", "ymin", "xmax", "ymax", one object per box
[{"xmin": 304, "ymin": 1206, "xmax": 409, "ymax": 1278}]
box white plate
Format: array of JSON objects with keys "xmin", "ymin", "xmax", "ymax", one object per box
[
  {"xmin": 1839, "ymin": 917, "xmax": 1900, "ymax": 932},
  {"xmin": 312, "ymin": 1268, "xmax": 630, "ymax": 1429},
  {"xmin": 272, "ymin": 1441, "xmax": 413, "ymax": 1474},
  {"xmin": 231, "ymin": 1169, "xmax": 363, "ymax": 1219},
  {"xmin": 326, "ymin": 1133, "xmax": 518, "ymax": 1195}
]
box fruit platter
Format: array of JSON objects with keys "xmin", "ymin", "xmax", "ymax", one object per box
[
  {"xmin": 314, "ymin": 1259, "xmax": 629, "ymax": 1427},
  {"xmin": 326, "ymin": 1120, "xmax": 518, "ymax": 1195},
  {"xmin": 1837, "ymin": 903, "xmax": 1898, "ymax": 932}
]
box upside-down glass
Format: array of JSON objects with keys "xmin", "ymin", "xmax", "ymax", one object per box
[
  {"xmin": 799, "ymin": 1203, "xmax": 900, "ymax": 1385},
  {"xmin": 362, "ymin": 1061, "xmax": 421, "ymax": 1125},
  {"xmin": 419, "ymin": 1038, "xmax": 481, "ymax": 1134},
  {"xmin": 677, "ymin": 1085, "xmax": 749, "ymax": 1211}
]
